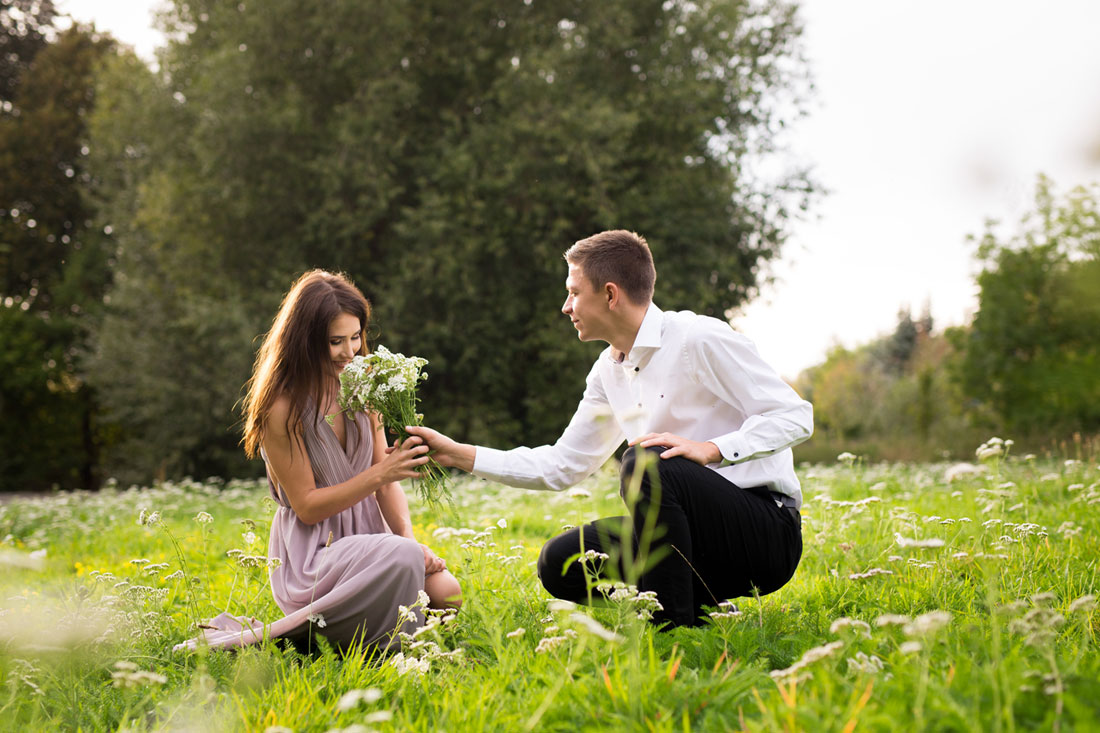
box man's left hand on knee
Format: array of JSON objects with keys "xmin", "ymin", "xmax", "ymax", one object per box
[{"xmin": 629, "ymin": 433, "xmax": 721, "ymax": 466}]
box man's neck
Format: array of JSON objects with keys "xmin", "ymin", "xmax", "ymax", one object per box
[{"xmin": 608, "ymin": 302, "xmax": 649, "ymax": 359}]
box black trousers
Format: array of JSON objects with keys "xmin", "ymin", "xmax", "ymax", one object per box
[{"xmin": 537, "ymin": 446, "xmax": 802, "ymax": 627}]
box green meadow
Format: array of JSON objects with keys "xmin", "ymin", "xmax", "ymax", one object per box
[{"xmin": 1, "ymin": 446, "xmax": 1098, "ymax": 732}]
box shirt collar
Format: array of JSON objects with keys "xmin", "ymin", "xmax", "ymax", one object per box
[
  {"xmin": 608, "ymin": 302, "xmax": 663, "ymax": 364},
  {"xmin": 632, "ymin": 302, "xmax": 664, "ymax": 351}
]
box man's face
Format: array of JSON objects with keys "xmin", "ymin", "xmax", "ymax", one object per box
[{"xmin": 562, "ymin": 263, "xmax": 610, "ymax": 343}]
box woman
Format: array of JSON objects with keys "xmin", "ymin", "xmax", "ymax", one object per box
[{"xmin": 179, "ymin": 270, "xmax": 461, "ymax": 653}]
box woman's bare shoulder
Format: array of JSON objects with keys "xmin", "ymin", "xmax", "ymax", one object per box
[{"xmin": 266, "ymin": 394, "xmax": 296, "ymax": 437}]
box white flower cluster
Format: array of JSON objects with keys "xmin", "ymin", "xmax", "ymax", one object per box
[
  {"xmin": 829, "ymin": 617, "xmax": 872, "ymax": 639},
  {"xmin": 336, "ymin": 345, "xmax": 451, "ymax": 506},
  {"xmin": 111, "ymin": 660, "xmax": 167, "ymax": 688},
  {"xmin": 976, "ymin": 436, "xmax": 1014, "ymax": 461},
  {"xmin": 837, "ymin": 451, "xmax": 858, "ymax": 466},
  {"xmin": 338, "ymin": 346, "xmax": 427, "ymax": 416},
  {"xmin": 594, "ymin": 581, "xmax": 664, "ymax": 621},
  {"xmin": 894, "ymin": 533, "xmax": 945, "ymax": 549},
  {"xmin": 770, "ymin": 640, "xmax": 845, "ymax": 683},
  {"xmin": 336, "ymin": 687, "xmax": 382, "ymax": 712},
  {"xmin": 388, "ymin": 652, "xmax": 431, "ymax": 676},
  {"xmin": 708, "ymin": 600, "xmax": 742, "ymax": 620}
]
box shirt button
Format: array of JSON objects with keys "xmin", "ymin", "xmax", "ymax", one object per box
[
  {"xmin": 733, "ymin": 452, "xmax": 739, "ymax": 458},
  {"xmin": 634, "ymin": 367, "xmax": 639, "ymax": 372}
]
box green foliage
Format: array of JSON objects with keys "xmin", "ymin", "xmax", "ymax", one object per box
[
  {"xmin": 0, "ymin": 22, "xmax": 115, "ymax": 489},
  {"xmin": 2, "ymin": 456, "xmax": 1099, "ymax": 730},
  {"xmin": 956, "ymin": 176, "xmax": 1100, "ymax": 436},
  {"xmin": 0, "ymin": 0, "xmax": 57, "ymax": 103},
  {"xmin": 795, "ymin": 309, "xmax": 982, "ymax": 463},
  {"xmin": 87, "ymin": 0, "xmax": 815, "ymax": 483}
]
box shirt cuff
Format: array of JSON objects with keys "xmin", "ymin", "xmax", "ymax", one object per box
[
  {"xmin": 710, "ymin": 433, "xmax": 751, "ymax": 467},
  {"xmin": 471, "ymin": 445, "xmax": 509, "ymax": 482}
]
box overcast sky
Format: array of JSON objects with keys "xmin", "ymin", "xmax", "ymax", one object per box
[{"xmin": 59, "ymin": 0, "xmax": 1100, "ymax": 377}]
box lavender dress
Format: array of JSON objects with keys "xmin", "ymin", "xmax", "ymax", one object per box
[{"xmin": 175, "ymin": 408, "xmax": 425, "ymax": 652}]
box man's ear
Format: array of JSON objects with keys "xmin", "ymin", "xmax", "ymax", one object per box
[{"xmin": 604, "ymin": 282, "xmax": 620, "ymax": 309}]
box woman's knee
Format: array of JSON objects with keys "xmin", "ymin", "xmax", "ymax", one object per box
[{"xmin": 426, "ymin": 571, "xmax": 462, "ymax": 609}]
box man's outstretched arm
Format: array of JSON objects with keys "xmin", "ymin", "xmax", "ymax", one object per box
[{"xmin": 402, "ymin": 426, "xmax": 476, "ymax": 473}]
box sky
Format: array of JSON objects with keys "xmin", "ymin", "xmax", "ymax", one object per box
[{"xmin": 57, "ymin": 0, "xmax": 1100, "ymax": 378}]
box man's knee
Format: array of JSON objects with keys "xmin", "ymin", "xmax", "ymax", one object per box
[
  {"xmin": 537, "ymin": 535, "xmax": 574, "ymax": 597},
  {"xmin": 619, "ymin": 446, "xmax": 664, "ymax": 501}
]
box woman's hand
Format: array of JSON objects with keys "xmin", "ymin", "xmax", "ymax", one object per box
[
  {"xmin": 376, "ymin": 435, "xmax": 431, "ymax": 484},
  {"xmin": 421, "ymin": 543, "xmax": 446, "ymax": 574},
  {"xmin": 402, "ymin": 426, "xmax": 476, "ymax": 472},
  {"xmin": 628, "ymin": 432, "xmax": 722, "ymax": 466}
]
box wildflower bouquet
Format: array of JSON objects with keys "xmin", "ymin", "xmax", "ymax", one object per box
[{"xmin": 333, "ymin": 345, "xmax": 451, "ymax": 506}]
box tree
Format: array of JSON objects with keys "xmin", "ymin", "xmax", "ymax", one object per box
[
  {"xmin": 89, "ymin": 0, "xmax": 815, "ymax": 482},
  {"xmin": 0, "ymin": 21, "xmax": 113, "ymax": 490},
  {"xmin": 0, "ymin": 0, "xmax": 56, "ymax": 104},
  {"xmin": 795, "ymin": 308, "xmax": 977, "ymax": 461},
  {"xmin": 955, "ymin": 176, "xmax": 1100, "ymax": 436}
]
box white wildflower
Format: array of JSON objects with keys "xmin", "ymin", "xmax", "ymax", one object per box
[
  {"xmin": 506, "ymin": 627, "xmax": 526, "ymax": 639},
  {"xmin": 568, "ymin": 612, "xmax": 624, "ymax": 643},
  {"xmin": 830, "ymin": 617, "xmax": 871, "ymax": 639},
  {"xmin": 846, "ymin": 652, "xmax": 886, "ymax": 676},
  {"xmin": 565, "ymin": 487, "xmax": 591, "ymax": 499},
  {"xmin": 497, "ymin": 518, "xmax": 508, "ymax": 529},
  {"xmin": 307, "ymin": 612, "xmax": 327, "ymax": 628},
  {"xmin": 848, "ymin": 568, "xmax": 893, "ymax": 580},
  {"xmin": 111, "ymin": 661, "xmax": 167, "ymax": 688},
  {"xmin": 894, "ymin": 533, "xmax": 945, "ymax": 549},
  {"xmin": 547, "ymin": 599, "xmax": 577, "ymax": 613},
  {"xmin": 1068, "ymin": 595, "xmax": 1096, "ymax": 614},
  {"xmin": 899, "ymin": 641, "xmax": 923, "ymax": 655},
  {"xmin": 874, "ymin": 614, "xmax": 911, "ymax": 627},
  {"xmin": 837, "ymin": 452, "xmax": 858, "ymax": 466},
  {"xmin": 396, "ymin": 605, "xmax": 417, "ymax": 625},
  {"xmin": 904, "ymin": 610, "xmax": 952, "ymax": 637},
  {"xmin": 769, "ymin": 640, "xmax": 844, "ymax": 681},
  {"xmin": 336, "ymin": 688, "xmax": 383, "ymax": 711},
  {"xmin": 389, "ymin": 652, "xmax": 430, "ymax": 676},
  {"xmin": 194, "ymin": 511, "xmax": 213, "ymax": 524},
  {"xmin": 944, "ymin": 462, "xmax": 982, "ymax": 482},
  {"xmin": 535, "ymin": 635, "xmax": 569, "ymax": 654},
  {"xmin": 364, "ymin": 711, "xmax": 393, "ymax": 724}
]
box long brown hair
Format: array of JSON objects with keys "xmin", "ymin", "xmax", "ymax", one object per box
[{"xmin": 242, "ymin": 270, "xmax": 371, "ymax": 458}]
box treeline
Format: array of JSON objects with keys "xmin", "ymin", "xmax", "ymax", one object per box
[
  {"xmin": 1, "ymin": 0, "xmax": 815, "ymax": 490},
  {"xmin": 794, "ymin": 176, "xmax": 1100, "ymax": 463}
]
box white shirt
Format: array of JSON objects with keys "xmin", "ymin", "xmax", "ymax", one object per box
[{"xmin": 472, "ymin": 303, "xmax": 813, "ymax": 507}]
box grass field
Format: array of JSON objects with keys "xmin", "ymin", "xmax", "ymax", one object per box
[{"xmin": 1, "ymin": 444, "xmax": 1098, "ymax": 732}]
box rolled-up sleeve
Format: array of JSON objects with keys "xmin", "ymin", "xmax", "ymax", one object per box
[
  {"xmin": 472, "ymin": 361, "xmax": 625, "ymax": 491},
  {"xmin": 689, "ymin": 321, "xmax": 813, "ymax": 465}
]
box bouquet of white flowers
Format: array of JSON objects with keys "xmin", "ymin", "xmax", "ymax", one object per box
[{"xmin": 332, "ymin": 345, "xmax": 450, "ymax": 506}]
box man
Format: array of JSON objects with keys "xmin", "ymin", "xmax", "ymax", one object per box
[{"xmin": 406, "ymin": 230, "xmax": 812, "ymax": 627}]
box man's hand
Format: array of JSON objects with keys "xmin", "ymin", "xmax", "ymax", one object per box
[
  {"xmin": 421, "ymin": 543, "xmax": 446, "ymax": 575},
  {"xmin": 402, "ymin": 425, "xmax": 477, "ymax": 473},
  {"xmin": 629, "ymin": 432, "xmax": 722, "ymax": 466}
]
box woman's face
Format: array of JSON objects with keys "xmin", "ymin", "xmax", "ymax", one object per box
[{"xmin": 328, "ymin": 312, "xmax": 362, "ymax": 374}]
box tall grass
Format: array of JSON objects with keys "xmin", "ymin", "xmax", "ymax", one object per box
[{"xmin": 0, "ymin": 451, "xmax": 1097, "ymax": 731}]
